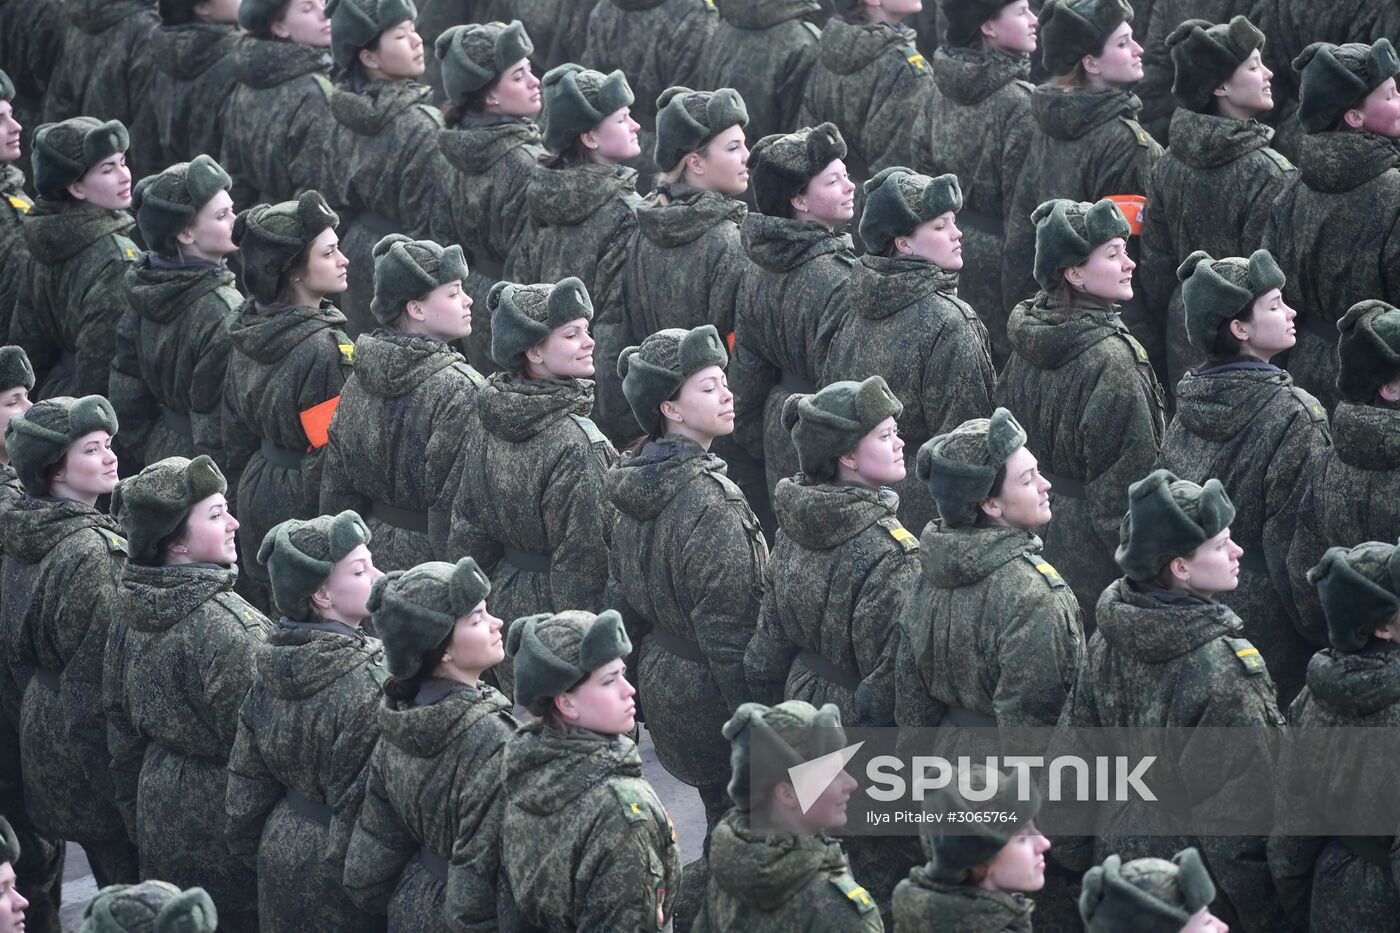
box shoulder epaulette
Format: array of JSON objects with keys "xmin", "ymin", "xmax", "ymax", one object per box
[
  {"xmin": 1119, "ymin": 331, "xmax": 1150, "ymax": 365},
  {"xmin": 569, "ymin": 413, "xmax": 608, "ymax": 446},
  {"xmin": 311, "ymin": 72, "xmax": 334, "ymax": 102},
  {"xmin": 1259, "ymin": 147, "xmax": 1294, "ymax": 172},
  {"xmin": 1022, "ymin": 552, "xmax": 1067, "ymax": 588},
  {"xmin": 6, "ymin": 193, "xmax": 30, "ymax": 215},
  {"xmin": 829, "ymin": 874, "xmax": 878, "ymax": 914},
  {"xmin": 1014, "ymin": 79, "xmax": 1036, "ymax": 94},
  {"xmin": 112, "ymin": 236, "xmax": 139, "ymax": 263},
  {"xmin": 99, "ymin": 528, "xmax": 128, "ymax": 555},
  {"xmin": 1289, "ymin": 386, "xmax": 1327, "ymax": 423},
  {"xmin": 876, "ymin": 515, "xmax": 919, "ymax": 553},
  {"xmin": 213, "ymin": 591, "xmax": 270, "ymax": 632},
  {"xmin": 452, "ymin": 361, "xmax": 485, "ymax": 388},
  {"xmin": 213, "ymin": 285, "xmax": 244, "ymax": 314},
  {"xmin": 705, "ymin": 470, "xmax": 746, "ymax": 502},
  {"xmin": 416, "ymin": 103, "xmax": 444, "ymax": 126},
  {"xmin": 904, "ymin": 49, "xmax": 929, "ymax": 76},
  {"xmin": 948, "ymin": 294, "xmax": 979, "ymax": 322},
  {"xmin": 332, "ymin": 328, "xmax": 355, "ymax": 366},
  {"xmin": 1118, "ymin": 116, "xmax": 1156, "ymax": 150},
  {"xmin": 1225, "ymin": 636, "xmax": 1266, "ymax": 676},
  {"xmin": 801, "ymin": 19, "xmax": 823, "ymax": 40},
  {"xmin": 611, "ymin": 781, "xmax": 654, "ymax": 825}
]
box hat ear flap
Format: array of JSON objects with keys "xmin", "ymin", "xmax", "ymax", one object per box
[
  {"xmin": 487, "ymin": 280, "xmax": 511, "ymax": 314},
  {"xmin": 297, "ymin": 190, "xmax": 338, "ymax": 234},
  {"xmin": 328, "ymin": 510, "xmax": 371, "ymax": 557},
  {"xmin": 915, "ymin": 436, "xmax": 938, "ymax": 482},
  {"xmin": 497, "ymin": 19, "xmax": 534, "ymax": 64},
  {"xmin": 780, "ymin": 393, "xmax": 805, "ymax": 433},
  {"xmin": 616, "ymin": 345, "xmax": 639, "ymax": 380},
  {"xmin": 547, "ymin": 276, "xmax": 593, "ymax": 325},
  {"xmin": 1171, "ymin": 848, "xmax": 1216, "ymax": 913},
  {"xmin": 1177, "ymin": 249, "xmax": 1213, "ymax": 283},
  {"xmin": 579, "ymin": 609, "xmax": 631, "ymax": 670},
  {"xmin": 1247, "ymin": 249, "xmax": 1286, "ymax": 293},
  {"xmin": 506, "ymin": 613, "xmax": 549, "ymax": 658},
  {"xmin": 678, "ymin": 324, "xmax": 727, "ymax": 373},
  {"xmin": 923, "ymin": 173, "xmax": 963, "ymax": 216},
  {"xmin": 1370, "ymin": 37, "xmax": 1400, "ymax": 83},
  {"xmin": 449, "ymin": 556, "xmax": 491, "ymax": 614},
  {"xmin": 1196, "ymin": 479, "xmax": 1235, "ymax": 537},
  {"xmin": 854, "ymin": 376, "xmax": 900, "ymax": 424},
  {"xmin": 721, "ymin": 702, "xmax": 764, "ymax": 741},
  {"xmin": 986, "ymin": 407, "xmax": 1027, "ymax": 461},
  {"xmin": 366, "ymin": 570, "xmax": 395, "ymax": 615}
]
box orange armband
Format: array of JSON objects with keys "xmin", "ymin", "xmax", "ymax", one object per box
[
  {"xmin": 299, "ymin": 395, "xmax": 341, "ymax": 450},
  {"xmin": 1105, "ymin": 195, "xmax": 1146, "ymax": 236}
]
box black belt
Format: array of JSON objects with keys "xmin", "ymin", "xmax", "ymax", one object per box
[
  {"xmin": 55, "ymin": 351, "xmax": 76, "ymax": 376},
  {"xmin": 161, "ymin": 407, "xmax": 193, "ymax": 438},
  {"xmin": 956, "ymin": 208, "xmax": 1005, "ymax": 238},
  {"xmin": 1041, "ymin": 471, "xmax": 1088, "ymax": 501},
  {"xmin": 798, "ymin": 649, "xmax": 862, "ymax": 692},
  {"xmin": 1237, "ymin": 549, "xmax": 1268, "ymax": 574},
  {"xmin": 369, "ymin": 500, "xmax": 430, "ymax": 533},
  {"xmin": 259, "ymin": 439, "xmax": 304, "ymax": 470},
  {"xmin": 501, "ymin": 544, "xmax": 550, "ymax": 573},
  {"xmin": 31, "ymin": 668, "xmax": 59, "ymax": 692},
  {"xmin": 648, "ymin": 629, "xmax": 707, "ymax": 664},
  {"xmin": 418, "ymin": 845, "xmax": 449, "ymax": 884},
  {"xmin": 941, "ymin": 706, "xmax": 997, "ymax": 728},
  {"xmin": 1340, "ymin": 835, "xmax": 1393, "ymax": 867},
  {"xmin": 776, "ymin": 370, "xmax": 816, "ymax": 394},
  {"xmin": 284, "ymin": 788, "xmax": 332, "ymax": 827},
  {"xmin": 1301, "ymin": 315, "xmax": 1339, "ymax": 344}
]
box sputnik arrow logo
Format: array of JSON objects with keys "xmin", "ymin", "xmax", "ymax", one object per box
[{"xmin": 788, "ymin": 741, "xmax": 864, "ymax": 813}]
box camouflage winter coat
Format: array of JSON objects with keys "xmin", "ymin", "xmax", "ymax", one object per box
[
  {"xmin": 448, "ymin": 375, "xmax": 617, "ymax": 699},
  {"xmin": 604, "ymin": 437, "xmax": 766, "ymax": 787},
  {"xmin": 103, "ymin": 562, "xmax": 271, "ymax": 928},
  {"xmin": 220, "ymin": 36, "xmax": 335, "ymax": 206},
  {"xmin": 147, "ymin": 22, "xmax": 242, "ymax": 166},
  {"xmin": 0, "ymin": 165, "xmax": 31, "ymax": 339},
  {"xmin": 1268, "ymin": 642, "xmax": 1400, "ymax": 933},
  {"xmin": 994, "ymin": 293, "xmax": 1167, "ymax": 625},
  {"xmin": 744, "ymin": 478, "xmax": 919, "ymax": 726},
  {"xmin": 223, "ymin": 300, "xmax": 353, "ymax": 608},
  {"xmin": 1156, "ymin": 362, "xmax": 1330, "ymax": 704},
  {"xmin": 907, "ymin": 46, "xmax": 1032, "ymax": 362},
  {"xmin": 108, "ymin": 255, "xmax": 241, "ymax": 475},
  {"xmin": 731, "ymin": 214, "xmax": 854, "ymax": 497},
  {"xmin": 1262, "ymin": 130, "xmax": 1400, "ymax": 411},
  {"xmin": 320, "ymin": 330, "xmax": 484, "ymax": 571},
  {"xmin": 1287, "ymin": 403, "xmax": 1400, "ymax": 649},
  {"xmin": 225, "ymin": 617, "xmax": 388, "ymax": 932},
  {"xmin": 891, "ymin": 870, "xmax": 1032, "ymax": 933},
  {"xmin": 11, "ymin": 199, "xmax": 139, "ymax": 400},
  {"xmin": 508, "ymin": 161, "xmax": 641, "ymax": 444},
  {"xmin": 1135, "ymin": 0, "xmax": 1253, "ymax": 143},
  {"xmin": 695, "ymin": 0, "xmax": 824, "ymax": 143},
  {"xmin": 895, "ymin": 521, "xmax": 1084, "ymax": 732},
  {"xmin": 0, "ymin": 495, "xmax": 128, "ymax": 843},
  {"xmin": 510, "ymin": 0, "xmax": 599, "ymax": 71},
  {"xmin": 823, "ymin": 256, "xmax": 996, "ymax": 535},
  {"xmin": 413, "ymin": 0, "xmax": 494, "ymax": 103},
  {"xmin": 693, "ymin": 809, "xmax": 884, "ymax": 932},
  {"xmin": 0, "ymin": 462, "xmax": 27, "ymax": 812},
  {"xmin": 1057, "ymin": 579, "xmax": 1287, "ymax": 933},
  {"xmin": 797, "ymin": 18, "xmax": 932, "ymax": 183},
  {"xmin": 343, "ymin": 680, "xmax": 518, "ymax": 933},
  {"xmin": 430, "ymin": 114, "xmax": 544, "ymax": 373},
  {"xmin": 1140, "ymin": 111, "xmax": 1294, "ymax": 387},
  {"xmin": 499, "ymin": 722, "xmax": 683, "ymax": 931},
  {"xmin": 0, "ymin": 0, "xmax": 62, "ymax": 160}
]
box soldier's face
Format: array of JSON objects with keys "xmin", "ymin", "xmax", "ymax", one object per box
[
  {"xmin": 1175, "ymin": 527, "xmax": 1242, "ymax": 598},
  {"xmin": 1084, "ymin": 21, "xmax": 1142, "ymax": 86},
  {"xmin": 271, "ymin": 0, "xmax": 331, "ymax": 48},
  {"xmin": 983, "ymin": 445, "xmax": 1052, "ymax": 529},
  {"xmin": 786, "ymin": 768, "xmax": 858, "ymax": 832},
  {"xmin": 1216, "ymin": 49, "xmax": 1273, "ymax": 117},
  {"xmin": 1066, "ymin": 237, "xmax": 1134, "ymax": 303},
  {"xmin": 408, "ymin": 278, "xmax": 473, "ymax": 342},
  {"xmin": 171, "ymin": 492, "xmax": 240, "ymax": 565},
  {"xmin": 558, "ymin": 658, "xmax": 635, "ymax": 735},
  {"xmin": 441, "ymin": 600, "xmax": 505, "ymax": 681},
  {"xmin": 686, "ymin": 124, "xmax": 750, "ymax": 198},
  {"xmin": 0, "ymin": 386, "xmax": 31, "ymax": 461},
  {"xmin": 981, "ymin": 821, "xmax": 1051, "ymax": 893},
  {"xmin": 1179, "ymin": 907, "xmax": 1230, "ymax": 933},
  {"xmin": 1236, "ymin": 288, "xmax": 1295, "ymax": 359},
  {"xmin": 527, "ymin": 317, "xmax": 595, "ymax": 380},
  {"xmin": 54, "ymin": 430, "xmax": 119, "ymax": 501},
  {"xmin": 581, "ymin": 107, "xmax": 641, "ymax": 165},
  {"xmin": 364, "ymin": 19, "xmax": 425, "ymax": 82},
  {"xmin": 316, "ymin": 543, "xmax": 382, "ymax": 625},
  {"xmin": 178, "ymin": 188, "xmax": 238, "ymax": 262},
  {"xmin": 485, "ymin": 58, "xmax": 542, "ymax": 118},
  {"xmin": 0, "ymin": 101, "xmax": 20, "ymax": 163},
  {"xmin": 792, "ymin": 159, "xmax": 855, "ymax": 230},
  {"xmin": 896, "ymin": 211, "xmax": 962, "ymax": 270},
  {"xmin": 1353, "ymin": 77, "xmax": 1400, "ymax": 138},
  {"xmin": 840, "ymin": 416, "xmax": 906, "ymax": 488},
  {"xmin": 69, "ymin": 152, "xmax": 132, "ymax": 211},
  {"xmin": 663, "ymin": 365, "xmax": 734, "ymax": 441},
  {"xmin": 298, "ymin": 227, "xmax": 350, "ymax": 298},
  {"xmin": 0, "ymin": 863, "xmax": 26, "ymax": 933},
  {"xmin": 982, "ymin": 0, "xmax": 1037, "ymax": 55}
]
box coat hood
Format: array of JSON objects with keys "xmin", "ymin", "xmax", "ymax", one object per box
[
  {"xmin": 895, "ymin": 867, "xmax": 1034, "ymax": 932},
  {"xmin": 1166, "ymin": 109, "xmax": 1276, "ymax": 170},
  {"xmin": 932, "ymin": 46, "xmax": 1031, "ymax": 107},
  {"xmin": 377, "ymin": 681, "xmax": 513, "ymax": 758},
  {"xmin": 0, "ymin": 496, "xmax": 122, "ymax": 565},
  {"xmin": 526, "ymin": 162, "xmax": 636, "ymax": 227},
  {"xmin": 637, "ymin": 185, "xmax": 745, "ymax": 249},
  {"xmin": 125, "ymin": 256, "xmax": 236, "ymax": 325},
  {"xmin": 707, "ymin": 811, "xmax": 849, "ymax": 910},
  {"xmin": 69, "ymin": 0, "xmax": 150, "ymax": 33},
  {"xmin": 501, "ymin": 721, "xmax": 642, "ymax": 816},
  {"xmin": 1096, "ymin": 578, "xmax": 1241, "ymax": 664},
  {"xmin": 227, "ymin": 300, "xmax": 348, "ymax": 365},
  {"xmin": 438, "ymin": 115, "xmax": 543, "ymax": 176},
  {"xmin": 918, "ymin": 521, "xmax": 1043, "ymax": 589},
  {"xmin": 330, "ymin": 80, "xmax": 432, "ymax": 135},
  {"xmin": 1303, "ymin": 642, "xmax": 1400, "ymax": 718},
  {"xmin": 351, "ymin": 330, "xmax": 463, "ymax": 399},
  {"xmin": 1331, "ymin": 402, "xmax": 1400, "ymax": 471},
  {"xmin": 1031, "ymin": 86, "xmax": 1141, "ymax": 140},
  {"xmin": 1004, "ymin": 293, "xmax": 1123, "ymax": 370},
  {"xmin": 0, "ymin": 165, "xmax": 24, "ymax": 196},
  {"xmin": 1299, "ymin": 130, "xmax": 1400, "ymax": 194},
  {"xmin": 233, "ymin": 35, "xmax": 332, "ymax": 89},
  {"xmin": 773, "ymin": 477, "xmax": 898, "ymax": 550},
  {"xmin": 477, "ymin": 373, "xmax": 594, "ymax": 443},
  {"xmin": 741, "ymin": 213, "xmax": 853, "ymax": 274},
  {"xmin": 849, "ymin": 254, "xmax": 958, "ymax": 319},
  {"xmin": 150, "ymin": 22, "xmax": 241, "ymax": 81},
  {"xmin": 23, "ymin": 200, "xmax": 135, "ymax": 266},
  {"xmin": 605, "ymin": 437, "xmax": 728, "ymax": 521},
  {"xmin": 255, "ymin": 619, "xmax": 384, "ymax": 699},
  {"xmin": 120, "ymin": 562, "xmax": 239, "ymax": 633},
  {"xmin": 1171, "ymin": 363, "xmax": 1293, "ymax": 443},
  {"xmin": 714, "ymin": 0, "xmax": 822, "ymax": 29},
  {"xmin": 818, "ymin": 18, "xmax": 915, "ymax": 75}
]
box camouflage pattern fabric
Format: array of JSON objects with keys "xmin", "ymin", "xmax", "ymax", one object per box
[
  {"xmin": 147, "ymin": 22, "xmax": 243, "ymax": 166},
  {"xmin": 891, "ymin": 868, "xmax": 1032, "ymax": 932},
  {"xmin": 1135, "ymin": 0, "xmax": 1254, "ymax": 143},
  {"xmin": 509, "ymin": 0, "xmax": 600, "ymax": 71},
  {"xmin": 0, "ymin": 165, "xmax": 31, "ymax": 341},
  {"xmin": 413, "ymin": 0, "xmax": 494, "ymax": 104}
]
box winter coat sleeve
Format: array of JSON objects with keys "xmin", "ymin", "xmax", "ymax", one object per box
[
  {"xmin": 342, "ymin": 753, "xmax": 414, "ymax": 914},
  {"xmin": 998, "ymin": 93, "xmax": 1033, "ymax": 224},
  {"xmin": 1284, "ymin": 478, "xmax": 1330, "ymax": 648},
  {"xmin": 60, "ymin": 546, "xmax": 124, "ymax": 810},
  {"xmin": 445, "ymin": 743, "xmax": 510, "ymax": 933},
  {"xmin": 1095, "ymin": 121, "xmax": 1161, "ymax": 200},
  {"xmin": 862, "ymin": 55, "xmax": 932, "ymax": 176},
  {"xmin": 543, "ymin": 436, "xmax": 617, "ymax": 613},
  {"xmin": 730, "ymin": 303, "xmax": 776, "ymax": 462},
  {"xmin": 101, "ymin": 614, "xmax": 143, "ymax": 837},
  {"xmin": 577, "ymin": 818, "xmax": 675, "ymax": 933},
  {"xmin": 1080, "ymin": 357, "xmax": 1166, "ymax": 556},
  {"xmin": 744, "ymin": 559, "xmax": 797, "ymax": 705},
  {"xmin": 188, "ymin": 306, "xmax": 235, "ymax": 489},
  {"xmin": 10, "ymin": 262, "xmax": 57, "ymax": 377},
  {"xmin": 992, "ymin": 590, "xmax": 1084, "ymax": 730},
  {"xmin": 1138, "ymin": 166, "xmax": 1175, "ymax": 341},
  {"xmin": 921, "ymin": 310, "xmax": 996, "ymax": 438},
  {"xmin": 424, "ymin": 379, "xmax": 478, "ymax": 560},
  {"xmin": 851, "ymin": 547, "xmax": 918, "ymax": 727},
  {"xmin": 220, "ymin": 378, "xmax": 258, "ymax": 491},
  {"xmin": 200, "ymin": 610, "xmax": 264, "ymax": 748},
  {"xmin": 225, "ymin": 692, "xmax": 282, "ymax": 867},
  {"xmin": 296, "ymin": 335, "xmax": 353, "ymax": 515},
  {"xmin": 108, "ymin": 306, "xmax": 156, "ymax": 465},
  {"xmin": 318, "ymin": 414, "xmax": 370, "ymax": 518},
  {"xmin": 325, "ymin": 681, "xmax": 384, "ymax": 872},
  {"xmin": 74, "ymin": 251, "xmax": 134, "ymax": 398},
  {"xmin": 893, "ymin": 611, "xmax": 949, "ymax": 728},
  {"xmin": 1261, "ymin": 402, "xmax": 1330, "ymax": 629}
]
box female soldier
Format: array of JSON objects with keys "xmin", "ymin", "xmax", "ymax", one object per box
[
  {"xmin": 895, "ymin": 409, "xmax": 1084, "ymax": 731},
  {"xmin": 994, "ymin": 198, "xmax": 1166, "ymax": 625},
  {"xmin": 103, "ymin": 456, "xmax": 272, "ymax": 933},
  {"xmin": 1002, "ymin": 0, "xmax": 1162, "ymax": 355},
  {"xmin": 694, "ymin": 701, "xmax": 881, "ymax": 932},
  {"xmin": 1, "ymin": 396, "xmax": 136, "ymax": 885},
  {"xmin": 892, "ymin": 765, "xmax": 1049, "ymax": 932},
  {"xmin": 225, "ymin": 510, "xmax": 386, "ymax": 932},
  {"xmin": 508, "ymin": 64, "xmax": 643, "ymax": 443},
  {"xmin": 1080, "ymin": 848, "xmax": 1231, "ymax": 932},
  {"xmin": 430, "ymin": 20, "xmax": 544, "ymax": 373},
  {"xmin": 109, "ymin": 156, "xmax": 241, "ymax": 474},
  {"xmin": 11, "ymin": 118, "xmax": 139, "ymax": 401},
  {"xmin": 449, "ymin": 278, "xmax": 617, "ymax": 700},
  {"xmin": 1140, "ymin": 16, "xmax": 1295, "ymax": 388},
  {"xmin": 79, "ymin": 881, "xmax": 218, "ymax": 933},
  {"xmin": 1269, "ymin": 541, "xmax": 1400, "ymax": 932},
  {"xmin": 498, "ymin": 609, "xmax": 682, "ymax": 930},
  {"xmin": 221, "ymin": 0, "xmax": 335, "ymax": 205},
  {"xmin": 729, "ymin": 123, "xmax": 855, "ymax": 506},
  {"xmin": 608, "ymin": 326, "xmax": 766, "ymax": 838},
  {"xmin": 1156, "ymin": 250, "xmax": 1329, "ymax": 704},
  {"xmin": 907, "ymin": 0, "xmax": 1036, "ymax": 363},
  {"xmin": 148, "ymin": 0, "xmax": 243, "ymax": 166},
  {"xmin": 323, "ymin": 0, "xmax": 449, "ymax": 335},
  {"xmin": 320, "ymin": 235, "xmax": 482, "ymax": 571},
  {"xmin": 222, "ymin": 191, "xmax": 353, "ymax": 611},
  {"xmin": 824, "ymin": 167, "xmax": 995, "ymax": 535},
  {"xmin": 1058, "ymin": 470, "xmax": 1286, "ymax": 932},
  {"xmin": 797, "ymin": 0, "xmax": 933, "ymax": 184},
  {"xmin": 0, "ymin": 71, "xmax": 31, "ymax": 337},
  {"xmin": 343, "ymin": 557, "xmax": 517, "ymax": 932}
]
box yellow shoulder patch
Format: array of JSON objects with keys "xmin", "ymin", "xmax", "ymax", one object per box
[
  {"xmin": 569, "ymin": 413, "xmax": 608, "ymax": 446},
  {"xmin": 877, "ymin": 516, "xmax": 919, "ymax": 553},
  {"xmin": 1289, "ymin": 386, "xmax": 1327, "ymax": 424},
  {"xmin": 906, "ymin": 51, "xmax": 928, "ymax": 74},
  {"xmin": 612, "ymin": 782, "xmax": 651, "ymax": 824},
  {"xmin": 830, "ymin": 874, "xmax": 878, "ymax": 914},
  {"xmin": 1122, "ymin": 333, "xmax": 1150, "ymax": 364},
  {"xmin": 1225, "ymin": 637, "xmax": 1266, "ymax": 676},
  {"xmin": 338, "ymin": 342, "xmax": 355, "ymax": 364},
  {"xmin": 1260, "ymin": 147, "xmax": 1294, "ymax": 172},
  {"xmin": 7, "ymin": 195, "xmax": 30, "ymax": 214},
  {"xmin": 101, "ymin": 529, "xmax": 128, "ymax": 555},
  {"xmin": 1118, "ymin": 116, "xmax": 1156, "ymax": 150},
  {"xmin": 311, "ymin": 72, "xmax": 334, "ymax": 102},
  {"xmin": 1023, "ymin": 552, "xmax": 1067, "ymax": 588}
]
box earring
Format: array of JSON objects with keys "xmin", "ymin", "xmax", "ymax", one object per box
[
  {"xmin": 486, "ymin": 96, "xmax": 498, "ymax": 106},
  {"xmin": 174, "ymin": 545, "xmax": 189, "ymax": 554}
]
